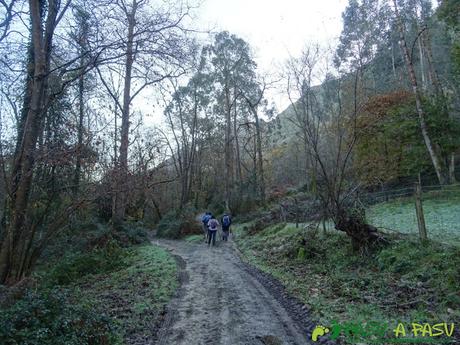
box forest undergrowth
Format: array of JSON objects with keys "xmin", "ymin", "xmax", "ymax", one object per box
[
  {"xmin": 233, "ymin": 220, "xmax": 460, "ymax": 343},
  {"xmin": 0, "ymin": 221, "xmax": 178, "ymax": 344}
]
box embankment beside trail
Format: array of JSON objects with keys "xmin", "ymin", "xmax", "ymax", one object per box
[
  {"xmin": 233, "ymin": 222, "xmax": 460, "ymax": 343},
  {"xmin": 0, "ymin": 243, "xmax": 179, "ymax": 345}
]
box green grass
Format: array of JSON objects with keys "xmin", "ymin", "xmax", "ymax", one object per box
[
  {"xmin": 71, "ymin": 244, "xmax": 178, "ymax": 342},
  {"xmin": 234, "ymin": 222, "xmax": 460, "ymax": 340},
  {"xmin": 185, "ymin": 234, "xmax": 205, "ymax": 243},
  {"xmin": 367, "ymin": 189, "xmax": 460, "ymax": 243},
  {"xmin": 2, "ymin": 243, "xmax": 177, "ymax": 344}
]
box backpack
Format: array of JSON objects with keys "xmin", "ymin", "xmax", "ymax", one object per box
[
  {"xmin": 202, "ymin": 214, "xmax": 211, "ymax": 224},
  {"xmin": 208, "ymin": 219, "xmax": 218, "ymax": 230},
  {"xmin": 222, "ymin": 215, "xmax": 231, "ymax": 227}
]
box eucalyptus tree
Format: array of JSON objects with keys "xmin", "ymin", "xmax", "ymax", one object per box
[
  {"xmin": 336, "ymin": 0, "xmax": 390, "ymax": 74},
  {"xmin": 204, "ymin": 31, "xmax": 258, "ymax": 211}
]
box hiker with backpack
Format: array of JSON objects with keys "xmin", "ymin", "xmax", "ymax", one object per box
[
  {"xmin": 201, "ymin": 212, "xmax": 212, "ymax": 240},
  {"xmin": 207, "ymin": 216, "xmax": 219, "ymax": 246},
  {"xmin": 221, "ymin": 213, "xmax": 232, "ymax": 241}
]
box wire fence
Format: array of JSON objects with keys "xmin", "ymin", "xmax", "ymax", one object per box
[{"xmin": 360, "ymin": 183, "xmax": 460, "ymax": 244}]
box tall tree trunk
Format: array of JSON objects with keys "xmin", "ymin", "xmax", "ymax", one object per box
[
  {"xmin": 421, "ymin": 28, "xmax": 442, "ymax": 95},
  {"xmin": 15, "ymin": 42, "xmax": 35, "ymax": 157},
  {"xmin": 187, "ymin": 88, "xmax": 199, "ymax": 203},
  {"xmin": 421, "ymin": 23, "xmax": 457, "ymax": 183},
  {"xmin": 252, "ymin": 132, "xmax": 258, "ymax": 191},
  {"xmin": 418, "ymin": 37, "xmax": 426, "ymax": 90},
  {"xmin": 251, "ymin": 106, "xmax": 265, "ymax": 203},
  {"xmin": 0, "ymin": 0, "xmax": 59, "ymax": 283},
  {"xmin": 73, "ymin": 9, "xmax": 89, "ymax": 195},
  {"xmin": 74, "ymin": 56, "xmax": 85, "ymax": 195},
  {"xmin": 112, "ymin": 3, "xmax": 136, "ymax": 226},
  {"xmin": 114, "ymin": 98, "xmax": 117, "ymax": 163},
  {"xmin": 224, "ymin": 84, "xmax": 232, "ymax": 211},
  {"xmin": 179, "ymin": 96, "xmax": 190, "ymax": 208},
  {"xmin": 391, "ymin": 42, "xmax": 397, "ymax": 81},
  {"xmin": 233, "ymin": 94, "xmax": 242, "ymax": 189},
  {"xmin": 392, "ymin": 0, "xmax": 447, "ymax": 185}
]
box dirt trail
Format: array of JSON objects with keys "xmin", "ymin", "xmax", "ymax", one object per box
[{"xmin": 153, "ymin": 239, "xmax": 312, "ymax": 345}]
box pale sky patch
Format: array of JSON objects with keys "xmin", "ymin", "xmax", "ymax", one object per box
[
  {"xmin": 146, "ymin": 0, "xmax": 349, "ymax": 125},
  {"xmin": 196, "ymin": 0, "xmax": 348, "ymax": 72}
]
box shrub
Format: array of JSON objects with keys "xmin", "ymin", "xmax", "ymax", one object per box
[
  {"xmin": 156, "ymin": 212, "xmax": 182, "ymax": 239},
  {"xmin": 40, "ymin": 219, "xmax": 112, "ymax": 261},
  {"xmin": 45, "ymin": 240, "xmax": 125, "ymax": 286},
  {"xmin": 156, "ymin": 206, "xmax": 201, "ymax": 239},
  {"xmin": 114, "ymin": 221, "xmax": 149, "ymax": 246},
  {"xmin": 0, "ymin": 289, "xmax": 119, "ymax": 345}
]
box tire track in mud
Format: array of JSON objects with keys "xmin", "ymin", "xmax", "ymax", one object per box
[{"xmin": 152, "ymin": 239, "xmax": 326, "ymax": 345}]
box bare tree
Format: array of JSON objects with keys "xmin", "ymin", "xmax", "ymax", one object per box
[
  {"xmin": 163, "ymin": 73, "xmax": 207, "ymax": 209},
  {"xmin": 0, "ymin": 0, "xmax": 123, "ymax": 283},
  {"xmin": 0, "ymin": 0, "xmax": 17, "ymax": 42},
  {"xmin": 95, "ymin": 0, "xmax": 192, "ymax": 226},
  {"xmin": 0, "ymin": 0, "xmax": 72, "ymax": 283},
  {"xmin": 72, "ymin": 3, "xmax": 91, "ymax": 195},
  {"xmin": 286, "ymin": 45, "xmax": 386, "ymax": 252}
]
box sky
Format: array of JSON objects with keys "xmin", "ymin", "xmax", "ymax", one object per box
[
  {"xmin": 196, "ymin": 0, "xmax": 348, "ymax": 70},
  {"xmin": 136, "ymin": 0, "xmax": 349, "ymax": 126},
  {"xmin": 194, "ymin": 0, "xmax": 348, "ymax": 111}
]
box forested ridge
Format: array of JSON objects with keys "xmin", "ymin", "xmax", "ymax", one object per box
[{"xmin": 0, "ymin": 0, "xmax": 459, "ymax": 344}]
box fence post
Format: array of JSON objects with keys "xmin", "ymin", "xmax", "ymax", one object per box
[{"xmin": 414, "ymin": 182, "xmax": 428, "ymax": 242}]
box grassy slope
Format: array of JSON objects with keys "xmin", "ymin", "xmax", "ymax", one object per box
[
  {"xmin": 234, "ymin": 223, "xmax": 460, "ymax": 330},
  {"xmin": 1, "ymin": 243, "xmax": 177, "ymax": 344},
  {"xmin": 71, "ymin": 244, "xmax": 178, "ymax": 341},
  {"xmin": 367, "ymin": 189, "xmax": 460, "ymax": 243}
]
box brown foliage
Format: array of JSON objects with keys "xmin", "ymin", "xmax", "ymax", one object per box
[
  {"xmin": 358, "ymin": 90, "xmax": 413, "ymax": 129},
  {"xmin": 354, "ymin": 90, "xmax": 415, "ymax": 185}
]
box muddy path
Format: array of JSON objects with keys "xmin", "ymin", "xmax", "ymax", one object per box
[{"xmin": 152, "ymin": 239, "xmax": 314, "ymax": 345}]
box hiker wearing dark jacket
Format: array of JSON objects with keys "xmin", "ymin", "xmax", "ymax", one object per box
[
  {"xmin": 207, "ymin": 216, "xmax": 219, "ymax": 246},
  {"xmin": 201, "ymin": 212, "xmax": 212, "ymax": 239},
  {"xmin": 221, "ymin": 213, "xmax": 232, "ymax": 241}
]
